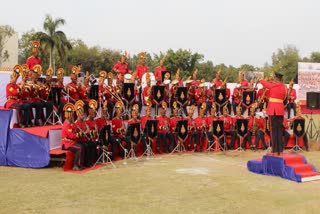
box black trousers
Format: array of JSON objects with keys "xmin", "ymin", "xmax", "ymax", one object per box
[
  {"xmin": 286, "ymin": 103, "xmax": 296, "ymax": 119},
  {"xmin": 270, "ymin": 115, "xmax": 284, "ymax": 153},
  {"xmin": 156, "ymin": 132, "xmax": 174, "ymax": 152},
  {"xmin": 12, "ymin": 102, "xmax": 32, "ymax": 126}
]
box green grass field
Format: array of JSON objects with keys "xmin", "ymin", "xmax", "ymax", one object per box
[{"xmin": 1, "ymin": 148, "xmax": 320, "ymax": 214}]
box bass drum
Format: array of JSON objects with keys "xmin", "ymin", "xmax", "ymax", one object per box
[{"xmin": 141, "ymin": 72, "xmax": 156, "ymax": 89}]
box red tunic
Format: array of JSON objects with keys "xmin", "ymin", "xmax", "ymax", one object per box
[
  {"xmin": 5, "ymin": 83, "xmax": 21, "ymax": 108},
  {"xmin": 86, "ymin": 119, "xmax": 98, "ymax": 141},
  {"xmin": 136, "ymin": 64, "xmax": 149, "ymax": 79},
  {"xmin": 219, "ymin": 115, "xmax": 233, "ymax": 132},
  {"xmin": 154, "ymin": 66, "xmax": 166, "ymax": 85},
  {"xmin": 26, "ymin": 56, "xmax": 41, "ymax": 70},
  {"xmin": 287, "ymin": 88, "xmax": 296, "ymax": 103},
  {"xmin": 95, "ymin": 117, "xmax": 110, "ymax": 132},
  {"xmin": 113, "ymin": 61, "xmax": 129, "ymax": 76},
  {"xmin": 66, "ymin": 82, "xmax": 80, "ymax": 101},
  {"xmin": 211, "ymin": 79, "xmax": 223, "ymax": 89},
  {"xmin": 194, "ymin": 116, "xmax": 207, "ymax": 132},
  {"xmin": 259, "ymin": 80, "xmax": 286, "ymax": 116},
  {"xmin": 156, "ymin": 115, "xmax": 170, "ymax": 133},
  {"xmin": 75, "ymin": 120, "xmax": 88, "ymax": 142},
  {"xmin": 112, "ymin": 117, "xmax": 124, "ymax": 138},
  {"xmin": 61, "ymin": 121, "xmax": 78, "ymax": 149}
]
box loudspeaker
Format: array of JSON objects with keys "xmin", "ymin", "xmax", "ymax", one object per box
[{"xmin": 306, "ymin": 92, "xmax": 320, "ymax": 110}]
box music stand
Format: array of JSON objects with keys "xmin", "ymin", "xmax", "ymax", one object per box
[
  {"xmin": 122, "ymin": 83, "xmax": 135, "ymax": 119},
  {"xmin": 141, "ymin": 120, "xmax": 158, "ymax": 159},
  {"xmin": 241, "ymin": 90, "xmax": 256, "ymax": 111},
  {"xmin": 290, "ymin": 119, "xmax": 305, "ymax": 153},
  {"xmin": 126, "ymin": 123, "xmax": 141, "ymax": 160},
  {"xmin": 44, "ymin": 87, "xmax": 62, "ymax": 125},
  {"xmin": 176, "ymin": 87, "xmax": 188, "ymax": 117},
  {"xmin": 95, "ymin": 125, "xmax": 116, "ymax": 168},
  {"xmin": 207, "ymin": 120, "xmax": 226, "ymax": 153},
  {"xmin": 215, "ymin": 89, "xmax": 227, "ymax": 115},
  {"xmin": 233, "ymin": 119, "xmax": 248, "ymax": 152},
  {"xmin": 171, "ymin": 120, "xmax": 187, "ymax": 153},
  {"xmin": 153, "ymin": 85, "xmax": 165, "ymax": 115}
]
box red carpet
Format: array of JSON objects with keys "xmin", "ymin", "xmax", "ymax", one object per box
[{"xmin": 21, "ymin": 125, "xmax": 62, "ymax": 138}]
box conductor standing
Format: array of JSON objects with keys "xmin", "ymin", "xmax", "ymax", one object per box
[{"xmin": 259, "ymin": 72, "xmax": 287, "ymax": 155}]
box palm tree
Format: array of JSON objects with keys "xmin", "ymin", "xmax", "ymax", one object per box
[{"xmin": 35, "ymin": 15, "xmax": 72, "ymax": 73}]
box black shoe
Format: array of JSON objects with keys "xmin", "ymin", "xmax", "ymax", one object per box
[{"xmin": 72, "ymin": 165, "xmax": 84, "ymax": 171}]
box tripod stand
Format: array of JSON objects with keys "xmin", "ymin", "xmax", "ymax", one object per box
[
  {"xmin": 233, "ymin": 135, "xmax": 246, "ymax": 152},
  {"xmin": 141, "ymin": 136, "xmax": 155, "ymax": 159},
  {"xmin": 95, "ymin": 146, "xmax": 116, "ymax": 168},
  {"xmin": 126, "ymin": 143, "xmax": 137, "ymax": 160},
  {"xmin": 207, "ymin": 134, "xmax": 226, "ymax": 153},
  {"xmin": 289, "ymin": 135, "xmax": 304, "ymax": 153},
  {"xmin": 306, "ymin": 111, "xmax": 319, "ymax": 140},
  {"xmin": 171, "ymin": 134, "xmax": 186, "ymax": 154},
  {"xmin": 44, "ymin": 104, "xmax": 62, "ymax": 125}
]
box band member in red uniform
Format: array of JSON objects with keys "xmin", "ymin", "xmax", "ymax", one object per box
[
  {"xmin": 194, "ymin": 103, "xmax": 207, "ymax": 152},
  {"xmin": 195, "ymin": 80, "xmax": 206, "ymax": 114},
  {"xmin": 113, "ymin": 51, "xmax": 130, "ymax": 81},
  {"xmin": 143, "ymin": 73, "xmax": 153, "ymax": 106},
  {"xmin": 126, "ymin": 104, "xmax": 141, "ymax": 152},
  {"xmin": 155, "ymin": 57, "xmax": 166, "ymax": 85},
  {"xmin": 5, "ymin": 65, "xmax": 32, "ymax": 127},
  {"xmin": 220, "ymin": 105, "xmax": 236, "ymax": 150},
  {"xmin": 259, "ymin": 72, "xmax": 287, "ymax": 155},
  {"xmin": 31, "ymin": 65, "xmax": 53, "ymax": 125},
  {"xmin": 95, "ymin": 101, "xmax": 110, "ymax": 131},
  {"xmin": 231, "ymin": 106, "xmax": 247, "ymax": 149},
  {"xmin": 286, "ymin": 80, "xmax": 297, "ymax": 119},
  {"xmin": 141, "ymin": 102, "xmax": 154, "ymax": 152},
  {"xmin": 256, "ymin": 86, "xmax": 269, "ymax": 112},
  {"xmin": 169, "ymin": 102, "xmax": 182, "ymax": 151},
  {"xmin": 111, "ymin": 102, "xmax": 128, "ymax": 158},
  {"xmin": 156, "ymin": 101, "xmax": 173, "ymax": 153},
  {"xmin": 211, "ymin": 68, "xmax": 223, "ymax": 89},
  {"xmin": 136, "ymin": 52, "xmax": 149, "ymax": 80},
  {"xmin": 247, "ymin": 105, "xmax": 267, "ymax": 150},
  {"xmin": 65, "ymin": 66, "xmax": 80, "ymax": 102},
  {"xmin": 185, "ymin": 105, "xmax": 196, "ymax": 150},
  {"xmin": 26, "ymin": 40, "xmax": 41, "ymax": 72},
  {"xmin": 206, "ymin": 83, "xmax": 215, "ymax": 115},
  {"xmin": 206, "ymin": 104, "xmax": 221, "ymax": 150},
  {"xmin": 85, "ymin": 100, "xmax": 99, "ymax": 164},
  {"xmin": 61, "ymin": 103, "xmax": 85, "ymax": 170}
]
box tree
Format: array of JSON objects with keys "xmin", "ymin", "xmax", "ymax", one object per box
[
  {"xmin": 18, "ymin": 29, "xmax": 36, "ymax": 64},
  {"xmin": 271, "ymin": 45, "xmax": 300, "ymax": 83},
  {"xmin": 35, "ymin": 15, "xmax": 72, "ymax": 72},
  {"xmin": 310, "ymin": 52, "xmax": 320, "ymax": 63},
  {"xmin": 0, "ymin": 25, "xmax": 14, "ymax": 67}
]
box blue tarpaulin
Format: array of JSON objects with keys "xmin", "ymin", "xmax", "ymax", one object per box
[{"xmin": 0, "ymin": 109, "xmax": 12, "ymax": 165}]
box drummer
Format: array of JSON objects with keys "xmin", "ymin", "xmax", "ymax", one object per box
[
  {"xmin": 155, "ymin": 56, "xmax": 166, "ymax": 85},
  {"xmin": 113, "ymin": 50, "xmax": 130, "ymax": 82}
]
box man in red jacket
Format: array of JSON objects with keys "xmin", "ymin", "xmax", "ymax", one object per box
[{"xmin": 259, "ymin": 72, "xmax": 287, "ymax": 155}]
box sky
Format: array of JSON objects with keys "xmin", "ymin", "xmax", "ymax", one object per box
[{"xmin": 1, "ymin": 0, "xmax": 320, "ymax": 67}]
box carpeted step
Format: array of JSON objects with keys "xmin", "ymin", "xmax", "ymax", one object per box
[
  {"xmin": 283, "ymin": 154, "xmax": 305, "ymax": 165},
  {"xmin": 298, "ymin": 171, "xmax": 320, "ymax": 178},
  {"xmin": 286, "ymin": 164, "xmax": 313, "ymax": 174}
]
